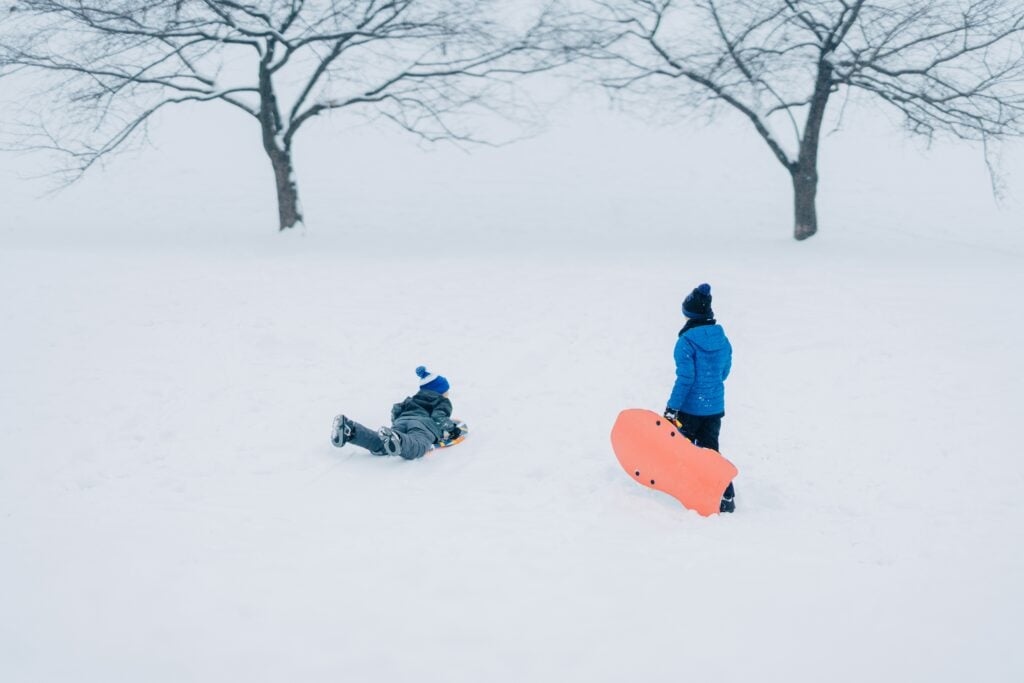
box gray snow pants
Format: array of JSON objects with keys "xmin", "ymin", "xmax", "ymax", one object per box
[{"xmin": 348, "ymin": 419, "xmax": 434, "ymax": 460}]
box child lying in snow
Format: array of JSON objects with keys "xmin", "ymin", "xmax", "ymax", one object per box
[{"xmin": 331, "ymin": 366, "xmax": 463, "ymax": 460}]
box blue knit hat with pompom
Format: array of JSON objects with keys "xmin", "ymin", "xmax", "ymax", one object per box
[
  {"xmin": 682, "ymin": 283, "xmax": 714, "ymax": 320},
  {"xmin": 416, "ymin": 366, "xmax": 450, "ymax": 394}
]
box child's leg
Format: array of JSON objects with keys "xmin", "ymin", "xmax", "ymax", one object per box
[
  {"xmin": 392, "ymin": 422, "xmax": 435, "ymax": 460},
  {"xmin": 679, "ymin": 414, "xmax": 734, "ymax": 504},
  {"xmin": 675, "ymin": 413, "xmax": 721, "ymax": 450},
  {"xmin": 675, "ymin": 413, "xmax": 702, "ymax": 444},
  {"xmin": 697, "ymin": 417, "xmax": 735, "ymax": 503},
  {"xmin": 346, "ymin": 418, "xmax": 388, "ymax": 455},
  {"xmin": 693, "ymin": 416, "xmax": 721, "ymax": 452}
]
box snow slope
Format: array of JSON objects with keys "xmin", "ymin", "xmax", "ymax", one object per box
[
  {"xmin": 3, "ymin": 67, "xmax": 1023, "ymax": 681},
  {"xmin": 2, "ymin": 228, "xmax": 1022, "ymax": 682}
]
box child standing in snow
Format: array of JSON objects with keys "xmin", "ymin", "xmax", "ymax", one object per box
[
  {"xmin": 664, "ymin": 283, "xmax": 736, "ymax": 513},
  {"xmin": 331, "ymin": 367, "xmax": 463, "ymax": 460}
]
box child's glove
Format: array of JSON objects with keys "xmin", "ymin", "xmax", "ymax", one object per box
[
  {"xmin": 663, "ymin": 407, "xmax": 682, "ymax": 427},
  {"xmin": 441, "ymin": 420, "xmax": 462, "ymax": 441}
]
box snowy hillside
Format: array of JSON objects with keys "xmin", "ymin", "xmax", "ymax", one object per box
[
  {"xmin": 2, "ymin": 223, "xmax": 1022, "ymax": 680},
  {"xmin": 2, "ymin": 26, "xmax": 1024, "ymax": 674}
]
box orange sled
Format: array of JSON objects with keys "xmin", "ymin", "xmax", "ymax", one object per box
[{"xmin": 611, "ymin": 409, "xmax": 738, "ymax": 516}]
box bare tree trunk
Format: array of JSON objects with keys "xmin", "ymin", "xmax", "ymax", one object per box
[
  {"xmin": 790, "ymin": 61, "xmax": 832, "ymax": 241},
  {"xmin": 267, "ymin": 146, "xmax": 303, "ymax": 231},
  {"xmin": 257, "ymin": 54, "xmax": 303, "ymax": 231},
  {"xmin": 791, "ymin": 164, "xmax": 819, "ymax": 241}
]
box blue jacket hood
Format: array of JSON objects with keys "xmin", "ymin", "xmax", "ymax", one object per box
[{"xmin": 683, "ymin": 324, "xmax": 730, "ymax": 352}]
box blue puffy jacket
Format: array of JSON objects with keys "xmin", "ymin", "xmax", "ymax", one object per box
[{"xmin": 668, "ymin": 324, "xmax": 732, "ymax": 416}]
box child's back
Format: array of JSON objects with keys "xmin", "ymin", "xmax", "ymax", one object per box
[
  {"xmin": 391, "ymin": 388, "xmax": 454, "ymax": 442},
  {"xmin": 671, "ymin": 322, "xmax": 732, "ymax": 416}
]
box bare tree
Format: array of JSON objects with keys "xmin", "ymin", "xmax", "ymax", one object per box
[
  {"xmin": 568, "ymin": 0, "xmax": 1024, "ymax": 240},
  {"xmin": 1, "ymin": 1, "xmax": 560, "ymax": 230}
]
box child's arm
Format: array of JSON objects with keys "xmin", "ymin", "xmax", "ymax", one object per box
[
  {"xmin": 431, "ymin": 398, "xmax": 453, "ymax": 422},
  {"xmin": 431, "ymin": 398, "xmax": 458, "ymax": 437},
  {"xmin": 721, "ymin": 341, "xmax": 732, "ymax": 381},
  {"xmin": 667, "ymin": 337, "xmax": 696, "ymax": 410}
]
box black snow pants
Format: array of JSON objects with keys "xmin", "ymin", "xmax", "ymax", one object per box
[
  {"xmin": 676, "ymin": 412, "xmax": 735, "ymax": 500},
  {"xmin": 347, "ymin": 419, "xmax": 435, "ymax": 460}
]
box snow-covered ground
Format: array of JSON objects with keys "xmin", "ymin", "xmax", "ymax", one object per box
[
  {"xmin": 2, "ymin": 91, "xmax": 1023, "ymax": 681},
  {"xmin": 2, "ymin": 229, "xmax": 1022, "ymax": 682}
]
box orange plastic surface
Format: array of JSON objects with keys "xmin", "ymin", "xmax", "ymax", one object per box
[{"xmin": 611, "ymin": 409, "xmax": 738, "ymax": 516}]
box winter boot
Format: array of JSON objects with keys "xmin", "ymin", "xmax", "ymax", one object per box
[
  {"xmin": 331, "ymin": 414, "xmax": 356, "ymax": 447},
  {"xmin": 719, "ymin": 496, "xmax": 736, "ymax": 514},
  {"xmin": 378, "ymin": 426, "xmax": 403, "ymax": 457}
]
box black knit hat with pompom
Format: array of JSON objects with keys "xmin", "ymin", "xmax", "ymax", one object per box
[{"xmin": 682, "ymin": 283, "xmax": 714, "ymax": 320}]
